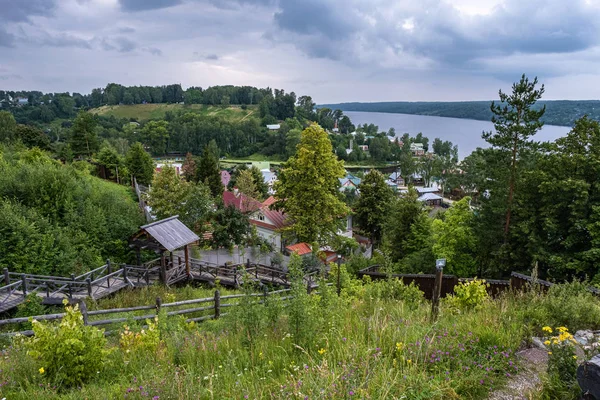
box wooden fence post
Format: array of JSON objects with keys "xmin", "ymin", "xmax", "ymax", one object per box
[
  {"xmin": 87, "ymin": 278, "xmax": 92, "ymax": 298},
  {"xmin": 21, "ymin": 274, "xmax": 27, "ymax": 296},
  {"xmin": 3, "ymin": 268, "xmax": 9, "ymax": 286},
  {"xmin": 107, "ymin": 259, "xmax": 112, "ymax": 288},
  {"xmin": 184, "ymin": 245, "xmax": 190, "ymax": 277},
  {"xmin": 123, "ymin": 265, "xmax": 128, "ymax": 283},
  {"xmin": 80, "ymin": 300, "xmax": 89, "ymax": 325},
  {"xmin": 155, "ymin": 297, "xmax": 162, "ymax": 313},
  {"xmin": 214, "ymin": 290, "xmax": 221, "ymax": 319},
  {"xmin": 45, "ymin": 282, "xmax": 49, "ymax": 298},
  {"xmin": 233, "ymin": 267, "xmax": 238, "ymax": 288},
  {"xmin": 263, "ymin": 285, "xmax": 268, "ymax": 305},
  {"xmin": 431, "ymin": 266, "xmax": 444, "ymax": 322},
  {"xmin": 160, "ymin": 252, "xmax": 167, "ymax": 284},
  {"xmin": 307, "ymin": 277, "xmax": 312, "ymax": 294}
]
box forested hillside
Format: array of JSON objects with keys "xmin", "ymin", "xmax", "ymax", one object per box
[
  {"xmin": 0, "ymin": 146, "xmax": 143, "ymax": 276},
  {"xmin": 320, "ymin": 100, "xmax": 600, "ymax": 127}
]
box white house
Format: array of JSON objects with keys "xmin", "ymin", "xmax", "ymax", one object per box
[
  {"xmin": 261, "ymin": 169, "xmax": 277, "ymax": 194},
  {"xmin": 250, "ymin": 196, "xmax": 287, "ymax": 252},
  {"xmin": 266, "ymin": 124, "xmax": 281, "ymax": 131}
]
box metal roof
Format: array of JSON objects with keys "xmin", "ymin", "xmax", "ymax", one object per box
[
  {"xmin": 140, "ymin": 216, "xmax": 199, "ymax": 251},
  {"xmin": 417, "ymin": 193, "xmax": 443, "ymax": 202}
]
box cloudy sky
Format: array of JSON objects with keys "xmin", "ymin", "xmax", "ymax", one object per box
[{"xmin": 1, "ymin": 0, "xmax": 599, "ymax": 103}]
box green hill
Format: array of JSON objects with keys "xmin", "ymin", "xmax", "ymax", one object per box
[
  {"xmin": 319, "ymin": 100, "xmax": 600, "ymax": 127},
  {"xmin": 90, "ymin": 103, "xmax": 258, "ymax": 122}
]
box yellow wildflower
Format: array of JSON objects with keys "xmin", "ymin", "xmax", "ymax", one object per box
[
  {"xmin": 542, "ymin": 326, "xmax": 553, "ymax": 333},
  {"xmin": 573, "ymin": 356, "xmax": 578, "ymax": 359},
  {"xmin": 393, "ymin": 359, "xmax": 397, "ymax": 367},
  {"xmin": 548, "ymin": 352, "xmax": 552, "ymax": 355},
  {"xmin": 407, "ymin": 359, "xmax": 412, "ymax": 364},
  {"xmin": 396, "ymin": 342, "xmax": 404, "ymax": 351},
  {"xmin": 544, "ymin": 340, "xmax": 551, "ymax": 345},
  {"xmin": 39, "ymin": 367, "xmax": 45, "ymax": 374},
  {"xmin": 558, "ymin": 326, "xmax": 568, "ymax": 333},
  {"xmin": 318, "ymin": 348, "xmax": 326, "ymax": 355}
]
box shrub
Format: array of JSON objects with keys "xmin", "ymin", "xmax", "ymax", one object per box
[
  {"xmin": 119, "ymin": 317, "xmax": 160, "ymax": 356},
  {"xmin": 25, "ymin": 301, "xmax": 109, "ymax": 388},
  {"xmin": 446, "ymin": 278, "xmax": 489, "ymax": 311},
  {"xmin": 520, "ymin": 281, "xmax": 600, "ymax": 332},
  {"xmin": 15, "ymin": 293, "xmax": 46, "ymax": 330},
  {"xmin": 364, "ymin": 278, "xmax": 424, "ymax": 305}
]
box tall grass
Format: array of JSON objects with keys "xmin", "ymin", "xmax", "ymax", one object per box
[{"xmin": 2, "ymin": 275, "xmax": 600, "ymax": 399}]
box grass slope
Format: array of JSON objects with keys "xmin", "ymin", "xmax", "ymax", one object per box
[{"xmin": 91, "ymin": 104, "xmax": 258, "ymax": 122}]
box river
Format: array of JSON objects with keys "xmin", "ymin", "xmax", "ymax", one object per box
[{"xmin": 344, "ymin": 111, "xmax": 571, "ymax": 159}]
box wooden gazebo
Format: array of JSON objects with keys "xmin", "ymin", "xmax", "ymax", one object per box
[{"xmin": 130, "ymin": 216, "xmax": 199, "ymax": 283}]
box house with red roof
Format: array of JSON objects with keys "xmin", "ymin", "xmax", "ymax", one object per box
[
  {"xmin": 223, "ymin": 189, "xmax": 262, "ymax": 214},
  {"xmin": 250, "ymin": 196, "xmax": 288, "ymax": 252}
]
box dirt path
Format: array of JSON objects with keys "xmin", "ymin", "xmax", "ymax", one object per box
[{"xmin": 488, "ymin": 348, "xmax": 548, "ymax": 400}]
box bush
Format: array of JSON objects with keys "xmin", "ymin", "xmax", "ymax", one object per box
[
  {"xmin": 540, "ymin": 326, "xmax": 580, "ymax": 399},
  {"xmin": 520, "ymin": 281, "xmax": 600, "ymax": 332},
  {"xmin": 119, "ymin": 317, "xmax": 160, "ymax": 357},
  {"xmin": 364, "ymin": 278, "xmax": 424, "ymax": 305},
  {"xmin": 25, "ymin": 301, "xmax": 109, "ymax": 388},
  {"xmin": 445, "ymin": 278, "xmax": 489, "ymax": 311}
]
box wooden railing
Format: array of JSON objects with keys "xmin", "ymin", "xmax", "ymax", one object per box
[{"xmin": 0, "ymin": 287, "xmax": 296, "ymax": 337}]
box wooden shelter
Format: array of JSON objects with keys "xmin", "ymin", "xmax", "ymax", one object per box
[{"xmin": 130, "ymin": 216, "xmax": 199, "ymax": 282}]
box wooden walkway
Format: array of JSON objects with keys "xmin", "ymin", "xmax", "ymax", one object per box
[{"xmin": 0, "ymin": 258, "xmax": 316, "ymax": 313}]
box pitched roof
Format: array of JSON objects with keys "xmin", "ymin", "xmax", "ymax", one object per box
[
  {"xmin": 262, "ymin": 207, "xmax": 287, "ymax": 229},
  {"xmin": 417, "ymin": 193, "xmax": 443, "ymax": 202},
  {"xmin": 262, "ymin": 196, "xmax": 276, "ymax": 208},
  {"xmin": 416, "ymin": 186, "xmax": 439, "ymax": 194},
  {"xmin": 223, "ymin": 191, "xmax": 262, "ymax": 213},
  {"xmin": 286, "ymin": 242, "xmax": 312, "ymax": 256},
  {"xmin": 140, "ymin": 216, "xmax": 199, "ymax": 252}
]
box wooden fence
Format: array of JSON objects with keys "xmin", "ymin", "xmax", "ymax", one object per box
[
  {"xmin": 0, "ymin": 287, "xmax": 295, "ymax": 337},
  {"xmin": 356, "ymin": 266, "xmax": 598, "ymax": 299}
]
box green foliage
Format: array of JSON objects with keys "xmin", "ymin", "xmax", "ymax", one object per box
[
  {"xmin": 0, "ymin": 110, "xmax": 17, "ymax": 143},
  {"xmin": 275, "ymin": 124, "xmax": 348, "ymax": 244},
  {"xmin": 209, "ymin": 204, "xmax": 250, "ymax": 248},
  {"xmin": 69, "ymin": 111, "xmax": 99, "ymax": 157},
  {"xmin": 445, "ymin": 278, "xmax": 489, "ymax": 311},
  {"xmin": 432, "ymin": 197, "xmax": 477, "ymax": 276},
  {"xmin": 0, "ymin": 147, "xmax": 142, "ymax": 275},
  {"xmin": 141, "ymin": 120, "xmax": 169, "ymax": 156},
  {"xmin": 119, "ymin": 317, "xmax": 161, "ymax": 357},
  {"xmin": 147, "ymin": 165, "xmax": 212, "ymax": 230},
  {"xmin": 519, "ymin": 281, "xmax": 600, "ymax": 332},
  {"xmin": 364, "ymin": 278, "xmax": 425, "ymax": 305},
  {"xmin": 383, "ymin": 189, "xmax": 432, "ymax": 267},
  {"xmin": 26, "ymin": 302, "xmax": 109, "ymax": 388},
  {"xmin": 125, "ymin": 142, "xmax": 155, "ymax": 186},
  {"xmin": 196, "ymin": 139, "xmax": 223, "ymax": 197},
  {"xmin": 354, "ymin": 170, "xmax": 394, "ymax": 244}
]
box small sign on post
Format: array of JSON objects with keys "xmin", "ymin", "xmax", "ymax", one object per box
[{"xmin": 431, "ymin": 259, "xmax": 446, "ymax": 322}]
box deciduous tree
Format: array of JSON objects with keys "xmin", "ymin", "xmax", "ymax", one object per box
[
  {"xmin": 354, "ymin": 170, "xmax": 394, "ymax": 244},
  {"xmin": 274, "ymin": 124, "xmax": 348, "ymax": 244}
]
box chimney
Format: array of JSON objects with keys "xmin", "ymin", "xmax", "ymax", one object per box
[{"xmin": 233, "ymin": 187, "xmax": 239, "ymax": 197}]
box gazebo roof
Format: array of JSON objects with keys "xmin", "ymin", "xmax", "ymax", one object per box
[{"xmin": 139, "ymin": 216, "xmax": 199, "ymax": 252}]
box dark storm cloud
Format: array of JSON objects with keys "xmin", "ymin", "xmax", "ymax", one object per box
[
  {"xmin": 273, "ymin": 0, "xmax": 355, "ymax": 40},
  {"xmin": 0, "ymin": 0, "xmax": 57, "ymax": 22},
  {"xmin": 119, "ymin": 0, "xmax": 183, "ymax": 12}
]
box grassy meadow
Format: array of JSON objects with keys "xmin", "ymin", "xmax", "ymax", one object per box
[
  {"xmin": 90, "ymin": 104, "xmax": 258, "ymax": 122},
  {"xmin": 1, "ymin": 268, "xmax": 600, "ymax": 399}
]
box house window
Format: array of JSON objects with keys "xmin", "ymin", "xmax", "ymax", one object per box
[{"xmin": 258, "ymin": 214, "xmax": 265, "ymax": 221}]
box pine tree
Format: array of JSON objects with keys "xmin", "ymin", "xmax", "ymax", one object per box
[
  {"xmin": 196, "ymin": 140, "xmax": 223, "ymax": 197},
  {"xmin": 483, "ymin": 74, "xmax": 545, "ymax": 241},
  {"xmin": 69, "ymin": 111, "xmax": 99, "ymax": 158},
  {"xmin": 125, "ymin": 142, "xmax": 155, "ymax": 186}
]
